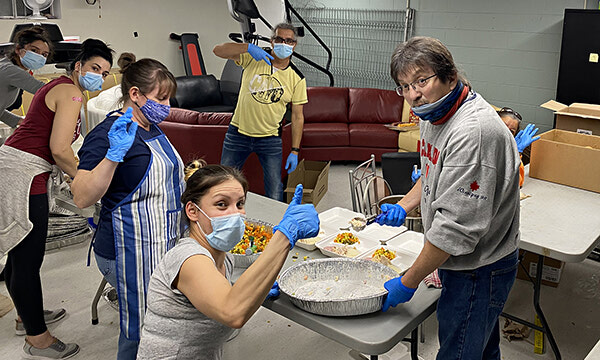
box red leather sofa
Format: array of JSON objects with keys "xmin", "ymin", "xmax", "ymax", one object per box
[
  {"xmin": 159, "ymin": 87, "xmax": 402, "ymax": 195},
  {"xmin": 300, "ymin": 87, "xmax": 402, "ymax": 161}
]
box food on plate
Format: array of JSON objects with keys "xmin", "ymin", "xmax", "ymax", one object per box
[
  {"xmin": 333, "ymin": 232, "xmax": 360, "ymax": 245},
  {"xmin": 230, "ymin": 222, "xmax": 273, "ymax": 255},
  {"xmin": 323, "ymin": 245, "xmax": 360, "ymax": 257},
  {"xmin": 349, "ymin": 217, "xmax": 366, "ymax": 228},
  {"xmin": 372, "ymin": 247, "xmax": 396, "ymax": 261},
  {"xmin": 298, "ymin": 229, "xmax": 326, "ymax": 245}
]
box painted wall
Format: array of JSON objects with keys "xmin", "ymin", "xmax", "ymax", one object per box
[{"xmin": 0, "ymin": 0, "xmax": 241, "ymax": 78}]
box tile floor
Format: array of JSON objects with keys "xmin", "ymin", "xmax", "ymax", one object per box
[{"xmin": 0, "ymin": 163, "xmax": 599, "ymax": 359}]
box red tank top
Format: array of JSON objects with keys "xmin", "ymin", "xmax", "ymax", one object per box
[{"xmin": 5, "ymin": 76, "xmax": 81, "ymax": 194}]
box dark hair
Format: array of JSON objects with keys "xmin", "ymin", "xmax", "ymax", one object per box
[
  {"xmin": 117, "ymin": 52, "xmax": 136, "ymax": 73},
  {"xmin": 70, "ymin": 38, "xmax": 114, "ymax": 71},
  {"xmin": 272, "ymin": 22, "xmax": 297, "ymax": 40},
  {"xmin": 391, "ymin": 36, "xmax": 466, "ymax": 86},
  {"xmin": 181, "ymin": 161, "xmax": 249, "ymax": 220},
  {"xmin": 8, "ymin": 26, "xmax": 52, "ymax": 65},
  {"xmin": 119, "ymin": 58, "xmax": 177, "ymax": 103},
  {"xmin": 497, "ymin": 107, "xmax": 522, "ymax": 134}
]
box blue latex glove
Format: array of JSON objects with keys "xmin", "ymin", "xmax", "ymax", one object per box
[
  {"xmin": 265, "ymin": 281, "xmax": 280, "ymax": 300},
  {"xmin": 273, "ymin": 184, "xmax": 320, "ymax": 248},
  {"xmin": 247, "ymin": 43, "xmax": 274, "ymax": 65},
  {"xmin": 375, "ymin": 203, "xmax": 407, "ymax": 227},
  {"xmin": 105, "ymin": 107, "xmax": 138, "ymax": 162},
  {"xmin": 411, "ymin": 168, "xmax": 421, "ymax": 183},
  {"xmin": 381, "ymin": 276, "xmax": 417, "ymax": 312},
  {"xmin": 514, "ymin": 123, "xmax": 540, "ymax": 153},
  {"xmin": 285, "ymin": 153, "xmax": 298, "ymax": 174}
]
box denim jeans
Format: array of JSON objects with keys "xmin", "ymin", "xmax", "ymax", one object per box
[
  {"xmin": 221, "ymin": 124, "xmax": 283, "ymax": 201},
  {"xmin": 436, "ymin": 249, "xmax": 518, "ymax": 360},
  {"xmin": 95, "ymin": 253, "xmax": 140, "ymax": 360}
]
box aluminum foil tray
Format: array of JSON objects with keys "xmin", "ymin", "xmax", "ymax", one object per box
[
  {"xmin": 278, "ymin": 258, "xmax": 397, "ymax": 316},
  {"xmin": 231, "ymin": 219, "xmax": 274, "ymax": 268}
]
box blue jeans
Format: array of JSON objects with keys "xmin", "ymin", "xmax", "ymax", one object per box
[
  {"xmin": 221, "ymin": 124, "xmax": 283, "ymax": 201},
  {"xmin": 436, "ymin": 250, "xmax": 518, "ymax": 360},
  {"xmin": 95, "ymin": 253, "xmax": 140, "ymax": 360}
]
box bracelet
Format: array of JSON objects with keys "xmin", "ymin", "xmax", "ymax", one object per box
[{"xmin": 291, "ymin": 147, "xmax": 300, "ymax": 152}]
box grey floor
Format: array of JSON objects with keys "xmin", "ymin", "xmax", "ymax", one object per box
[{"xmin": 1, "ymin": 163, "xmax": 599, "ymax": 359}]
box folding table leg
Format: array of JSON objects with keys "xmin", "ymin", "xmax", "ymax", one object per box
[{"xmin": 501, "ymin": 253, "xmax": 562, "ymax": 360}]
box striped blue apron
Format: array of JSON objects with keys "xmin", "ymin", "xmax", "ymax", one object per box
[{"xmin": 112, "ymin": 130, "xmax": 184, "ymax": 340}]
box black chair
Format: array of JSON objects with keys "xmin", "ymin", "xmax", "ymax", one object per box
[
  {"xmin": 170, "ymin": 74, "xmax": 235, "ymax": 113},
  {"xmin": 381, "ymin": 152, "xmax": 420, "ymax": 195}
]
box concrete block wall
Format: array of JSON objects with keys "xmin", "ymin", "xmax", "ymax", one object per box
[{"xmin": 301, "ymin": 0, "xmax": 598, "ymax": 132}]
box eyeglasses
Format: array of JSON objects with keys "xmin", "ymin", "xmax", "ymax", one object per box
[
  {"xmin": 272, "ymin": 36, "xmax": 297, "ymax": 45},
  {"xmin": 395, "ymin": 74, "xmax": 436, "ymax": 96},
  {"xmin": 497, "ymin": 107, "xmax": 522, "ymax": 121}
]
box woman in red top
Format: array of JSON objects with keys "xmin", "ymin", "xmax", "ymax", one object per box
[{"xmin": 0, "ymin": 38, "xmax": 113, "ymax": 359}]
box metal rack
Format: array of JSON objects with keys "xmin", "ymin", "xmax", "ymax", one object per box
[{"xmin": 289, "ymin": 6, "xmax": 414, "ymax": 89}]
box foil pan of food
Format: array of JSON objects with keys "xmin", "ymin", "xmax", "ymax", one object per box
[
  {"xmin": 230, "ymin": 219, "xmax": 274, "ymax": 268},
  {"xmin": 278, "ymin": 258, "xmax": 397, "ymax": 316}
]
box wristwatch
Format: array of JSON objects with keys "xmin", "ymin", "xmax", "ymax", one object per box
[{"xmin": 291, "ymin": 147, "xmax": 300, "ymax": 152}]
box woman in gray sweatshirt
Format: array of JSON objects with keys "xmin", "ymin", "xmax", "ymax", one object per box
[{"xmin": 0, "ymin": 26, "xmax": 51, "ymax": 128}]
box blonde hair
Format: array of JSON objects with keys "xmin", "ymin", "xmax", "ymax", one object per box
[{"xmin": 184, "ymin": 159, "xmax": 207, "ymax": 181}]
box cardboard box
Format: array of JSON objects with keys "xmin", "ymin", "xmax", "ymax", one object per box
[
  {"xmin": 397, "ymin": 130, "xmax": 420, "ymax": 152},
  {"xmin": 285, "ymin": 160, "xmax": 330, "ymax": 206},
  {"xmin": 541, "ymin": 100, "xmax": 600, "ymax": 135},
  {"xmin": 529, "ymin": 129, "xmax": 600, "ymax": 193},
  {"xmin": 516, "ymin": 250, "xmax": 564, "ymax": 288}
]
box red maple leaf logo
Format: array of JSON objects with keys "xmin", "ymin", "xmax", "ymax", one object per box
[{"xmin": 470, "ymin": 181, "xmax": 479, "ymax": 191}]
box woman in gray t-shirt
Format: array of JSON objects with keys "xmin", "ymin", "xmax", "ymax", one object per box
[
  {"xmin": 0, "ymin": 26, "xmax": 50, "ymax": 129},
  {"xmin": 137, "ymin": 161, "xmax": 319, "ymax": 360}
]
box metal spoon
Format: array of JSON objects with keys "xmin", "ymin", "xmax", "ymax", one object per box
[
  {"xmin": 339, "ymin": 215, "xmax": 376, "ymax": 232},
  {"xmin": 379, "ymin": 229, "xmax": 408, "ymax": 245}
]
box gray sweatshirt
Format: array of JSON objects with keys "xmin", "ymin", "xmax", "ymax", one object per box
[
  {"xmin": 419, "ymin": 92, "xmax": 520, "ymax": 270},
  {"xmin": 0, "ymin": 57, "xmax": 44, "ymax": 127}
]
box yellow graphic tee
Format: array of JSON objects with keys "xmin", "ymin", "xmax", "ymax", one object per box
[{"xmin": 231, "ymin": 52, "xmax": 308, "ymax": 137}]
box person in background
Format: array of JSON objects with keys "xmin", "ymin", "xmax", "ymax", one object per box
[
  {"xmin": 497, "ymin": 107, "xmax": 540, "ymax": 187},
  {"xmin": 0, "ymin": 26, "xmax": 51, "ymax": 128},
  {"xmin": 213, "ymin": 22, "xmax": 307, "ymax": 201},
  {"xmin": 71, "ymin": 58, "xmax": 183, "ymax": 360},
  {"xmin": 136, "ymin": 161, "xmax": 318, "ymax": 359},
  {"xmin": 0, "ymin": 38, "xmax": 114, "ymax": 360},
  {"xmin": 376, "ymin": 37, "xmax": 521, "ymax": 360}
]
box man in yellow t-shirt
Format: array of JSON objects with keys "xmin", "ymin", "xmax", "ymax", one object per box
[{"xmin": 213, "ymin": 22, "xmax": 308, "ymax": 201}]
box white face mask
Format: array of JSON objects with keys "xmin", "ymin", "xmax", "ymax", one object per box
[{"xmin": 194, "ymin": 204, "xmax": 246, "ymax": 252}]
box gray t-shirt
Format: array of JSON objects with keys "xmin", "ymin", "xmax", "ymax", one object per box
[
  {"xmin": 419, "ymin": 92, "xmax": 520, "ymax": 270},
  {"xmin": 0, "ymin": 57, "xmax": 43, "ymax": 127},
  {"xmin": 137, "ymin": 237, "xmax": 235, "ymax": 360}
]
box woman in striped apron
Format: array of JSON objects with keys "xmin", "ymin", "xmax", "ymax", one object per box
[{"xmin": 71, "ymin": 58, "xmax": 183, "ymax": 360}]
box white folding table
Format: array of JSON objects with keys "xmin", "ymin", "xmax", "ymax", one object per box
[
  {"xmin": 502, "ymin": 166, "xmax": 600, "ymax": 360},
  {"xmin": 242, "ymin": 192, "xmax": 440, "ymax": 360}
]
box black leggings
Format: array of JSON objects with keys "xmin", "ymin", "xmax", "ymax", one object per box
[{"xmin": 4, "ymin": 194, "xmax": 49, "ymax": 336}]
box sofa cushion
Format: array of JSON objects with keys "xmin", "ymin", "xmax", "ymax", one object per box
[
  {"xmin": 304, "ymin": 87, "xmax": 348, "ymax": 123},
  {"xmin": 165, "ymin": 107, "xmax": 202, "ymax": 125},
  {"xmin": 349, "ymin": 123, "xmax": 398, "ymax": 148},
  {"xmin": 190, "ymin": 104, "xmax": 235, "ymax": 113},
  {"xmin": 201, "ymin": 112, "xmax": 232, "ymax": 125},
  {"xmin": 302, "ymin": 123, "xmax": 349, "ymax": 147},
  {"xmin": 173, "ymin": 75, "xmax": 223, "ymax": 109},
  {"xmin": 348, "ymin": 88, "xmax": 403, "ymax": 124}
]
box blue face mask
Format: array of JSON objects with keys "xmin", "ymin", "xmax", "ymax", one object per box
[
  {"xmin": 78, "ymin": 71, "xmax": 104, "ymax": 92},
  {"xmin": 273, "ymin": 43, "xmax": 294, "ymax": 59},
  {"xmin": 411, "ymin": 89, "xmax": 452, "ymax": 115},
  {"xmin": 411, "ymin": 80, "xmax": 465, "ymax": 123},
  {"xmin": 20, "ymin": 50, "xmax": 46, "ymax": 70},
  {"xmin": 137, "ymin": 97, "xmax": 171, "ymax": 125},
  {"xmin": 195, "ymin": 204, "xmax": 246, "ymax": 252}
]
